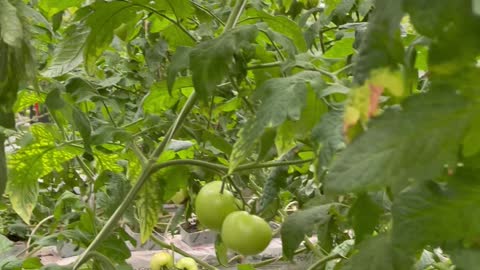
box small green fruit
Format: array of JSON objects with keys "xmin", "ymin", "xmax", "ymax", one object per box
[
  {"xmin": 150, "ymin": 251, "xmax": 173, "ymax": 270},
  {"xmin": 175, "ymin": 257, "xmax": 198, "ymax": 270}
]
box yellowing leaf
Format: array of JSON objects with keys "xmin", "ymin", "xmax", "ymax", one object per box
[{"xmin": 369, "ymin": 68, "xmax": 405, "ymax": 97}]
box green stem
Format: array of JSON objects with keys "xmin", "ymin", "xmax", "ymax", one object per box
[
  {"xmin": 149, "ymin": 158, "xmax": 314, "ymax": 175},
  {"xmin": 150, "ymin": 234, "xmax": 218, "ymax": 270},
  {"xmin": 0, "ymin": 132, "xmax": 6, "ymax": 197},
  {"xmin": 190, "ymin": 1, "xmax": 225, "ymax": 26},
  {"xmin": 305, "ymin": 253, "xmax": 344, "ymax": 270},
  {"xmin": 251, "ymin": 247, "xmax": 308, "ymax": 268},
  {"xmin": 304, "ymin": 236, "xmax": 324, "ymax": 258},
  {"xmin": 72, "ymin": 93, "xmax": 198, "ymax": 270},
  {"xmin": 25, "ymin": 215, "xmax": 54, "ymax": 256},
  {"xmin": 247, "ymin": 61, "xmax": 283, "ymax": 70},
  {"xmin": 224, "ymin": 0, "xmax": 248, "ymax": 31},
  {"xmin": 125, "ymin": 0, "xmax": 197, "ymax": 42}
]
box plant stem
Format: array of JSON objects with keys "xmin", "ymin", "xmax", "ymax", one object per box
[
  {"xmin": 25, "ymin": 215, "xmax": 54, "ymax": 256},
  {"xmin": 149, "ymin": 158, "xmax": 314, "ymax": 175},
  {"xmin": 150, "ymin": 234, "xmax": 218, "ymax": 270},
  {"xmin": 72, "ymin": 93, "xmax": 198, "ymax": 270},
  {"xmin": 190, "ymin": 1, "xmax": 225, "ymax": 26},
  {"xmin": 0, "ymin": 132, "xmax": 7, "ymax": 197},
  {"xmin": 305, "ymin": 253, "xmax": 344, "ymax": 270},
  {"xmin": 224, "ymin": 0, "xmax": 248, "ymax": 31},
  {"xmin": 247, "ymin": 61, "xmax": 283, "ymax": 70},
  {"xmin": 251, "ymin": 247, "xmax": 308, "ymax": 268},
  {"xmin": 303, "ymin": 236, "xmax": 325, "ymax": 258}
]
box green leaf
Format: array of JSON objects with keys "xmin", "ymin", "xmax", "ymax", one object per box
[
  {"xmin": 152, "ymin": 0, "xmax": 194, "ymax": 20},
  {"xmin": 248, "ymin": 9, "xmax": 307, "ymax": 52},
  {"xmin": 215, "ymin": 235, "xmax": 229, "ymax": 266},
  {"xmin": 324, "ymin": 90, "xmax": 472, "ymax": 194},
  {"xmin": 281, "ymin": 204, "xmax": 333, "ymax": 259},
  {"xmin": 0, "ymin": 234, "xmax": 13, "ymax": 254},
  {"xmin": 190, "ymin": 25, "xmax": 258, "ymax": 100},
  {"xmin": 340, "ymin": 234, "xmax": 406, "ymax": 270},
  {"xmin": 392, "ymin": 170, "xmax": 480, "ymax": 254},
  {"xmin": 94, "ymin": 151, "xmax": 123, "ymax": 173},
  {"xmin": 13, "ymin": 90, "xmax": 46, "ymax": 113},
  {"xmin": 448, "ymin": 247, "xmax": 480, "ymax": 270},
  {"xmin": 0, "ymin": 0, "xmax": 23, "ymax": 47},
  {"xmin": 167, "ymin": 46, "xmax": 192, "ymax": 93},
  {"xmin": 84, "ymin": 1, "xmax": 140, "ymax": 74},
  {"xmin": 42, "ymin": 25, "xmax": 89, "ymax": 77},
  {"xmin": 38, "ymin": 0, "xmax": 83, "ymax": 17},
  {"xmin": 230, "ymin": 71, "xmax": 319, "ymax": 171},
  {"xmin": 7, "ymin": 124, "xmax": 82, "ymax": 223},
  {"xmin": 463, "ymin": 115, "xmax": 480, "ymax": 157},
  {"xmin": 144, "ymin": 77, "xmax": 191, "ymax": 115},
  {"xmin": 137, "ymin": 176, "xmax": 163, "ymax": 243},
  {"xmin": 323, "ymin": 38, "xmax": 354, "ymax": 58},
  {"xmin": 312, "ymin": 109, "xmax": 345, "ymax": 169},
  {"xmin": 348, "ymin": 193, "xmax": 383, "ymax": 243},
  {"xmin": 358, "ymin": 0, "xmax": 375, "ymax": 17},
  {"xmin": 72, "ymin": 106, "xmax": 92, "ymax": 153},
  {"xmin": 21, "ymin": 257, "xmax": 42, "ymax": 269},
  {"xmin": 353, "ymin": 0, "xmax": 404, "ymax": 84},
  {"xmin": 237, "ymin": 264, "xmax": 256, "ymax": 270}
]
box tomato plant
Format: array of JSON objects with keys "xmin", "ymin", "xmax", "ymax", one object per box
[
  {"xmin": 221, "ymin": 211, "xmax": 272, "ymax": 255},
  {"xmin": 1, "ymin": 0, "xmax": 480, "ymax": 269}
]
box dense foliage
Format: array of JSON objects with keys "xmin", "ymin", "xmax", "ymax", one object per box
[{"xmin": 1, "ymin": 0, "xmax": 480, "ymax": 269}]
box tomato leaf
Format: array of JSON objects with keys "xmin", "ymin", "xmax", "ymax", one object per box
[
  {"xmin": 84, "ymin": 1, "xmax": 140, "ymax": 74},
  {"xmin": 42, "ymin": 25, "xmax": 89, "ymax": 78},
  {"xmin": 281, "ymin": 204, "xmax": 334, "ymax": 260},
  {"xmin": 215, "ymin": 235, "xmax": 229, "ymax": 266},
  {"xmin": 0, "ymin": 0, "xmax": 23, "ymax": 47},
  {"xmin": 353, "ymin": 0, "xmax": 404, "ymax": 84},
  {"xmin": 230, "ymin": 71, "xmax": 321, "ymax": 171},
  {"xmin": 324, "ymin": 90, "xmax": 472, "ymax": 194},
  {"xmin": 189, "ymin": 25, "xmax": 258, "ymax": 100},
  {"xmin": 0, "ymin": 234, "xmax": 13, "ymax": 254},
  {"xmin": 339, "ymin": 234, "xmax": 411, "ymax": 270},
  {"xmin": 312, "ymin": 109, "xmax": 345, "ymax": 171},
  {"xmin": 392, "ymin": 170, "xmax": 480, "ymax": 255},
  {"xmin": 348, "ymin": 193, "xmax": 383, "ymax": 243},
  {"xmin": 167, "ymin": 47, "xmax": 192, "ymax": 93},
  {"xmin": 7, "ymin": 125, "xmax": 82, "ymax": 223}
]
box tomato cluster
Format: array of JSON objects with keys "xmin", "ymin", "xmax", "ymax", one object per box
[{"xmin": 195, "ymin": 181, "xmax": 272, "ymax": 256}]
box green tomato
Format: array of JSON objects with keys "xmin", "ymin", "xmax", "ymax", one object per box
[
  {"xmin": 221, "ymin": 211, "xmax": 272, "ymax": 255},
  {"xmin": 195, "ymin": 181, "xmax": 239, "ymax": 231},
  {"xmin": 150, "ymin": 251, "xmax": 174, "ymax": 270},
  {"xmin": 175, "ymin": 257, "xmax": 198, "ymax": 270}
]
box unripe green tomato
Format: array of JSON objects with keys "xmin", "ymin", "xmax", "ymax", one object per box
[
  {"xmin": 221, "ymin": 211, "xmax": 272, "ymax": 255},
  {"xmin": 150, "ymin": 251, "xmax": 174, "ymax": 270},
  {"xmin": 195, "ymin": 181, "xmax": 239, "ymax": 231},
  {"xmin": 175, "ymin": 257, "xmax": 198, "ymax": 270}
]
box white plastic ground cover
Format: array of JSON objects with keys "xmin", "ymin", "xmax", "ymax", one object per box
[{"xmin": 40, "ymin": 235, "xmax": 312, "ymax": 269}]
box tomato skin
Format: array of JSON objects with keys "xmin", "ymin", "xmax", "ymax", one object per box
[
  {"xmin": 175, "ymin": 257, "xmax": 198, "ymax": 270},
  {"xmin": 195, "ymin": 181, "xmax": 239, "ymax": 231},
  {"xmin": 150, "ymin": 251, "xmax": 173, "ymax": 270},
  {"xmin": 221, "ymin": 211, "xmax": 272, "ymax": 255}
]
